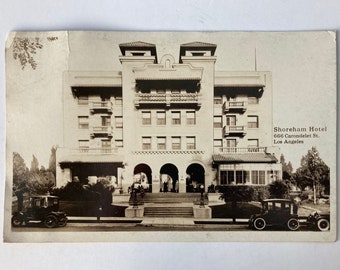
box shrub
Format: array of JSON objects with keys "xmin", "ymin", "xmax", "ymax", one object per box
[{"xmin": 268, "ymin": 180, "xmax": 289, "ymax": 199}]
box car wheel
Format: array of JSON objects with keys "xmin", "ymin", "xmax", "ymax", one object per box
[
  {"xmin": 317, "ymin": 218, "xmax": 330, "ymax": 231},
  {"xmin": 44, "ymin": 215, "xmax": 58, "ymax": 228},
  {"xmin": 287, "ymin": 218, "xmax": 299, "ymax": 231},
  {"xmin": 11, "ymin": 215, "xmax": 23, "ymax": 227},
  {"xmin": 58, "ymin": 217, "xmax": 68, "ymax": 227},
  {"xmin": 253, "ymin": 217, "xmax": 266, "ymax": 230}
]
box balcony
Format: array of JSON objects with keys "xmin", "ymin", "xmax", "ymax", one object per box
[
  {"xmin": 134, "ymin": 93, "xmax": 201, "ymax": 108},
  {"xmin": 90, "ymin": 126, "xmax": 113, "ymax": 138},
  {"xmin": 215, "ymin": 147, "xmax": 267, "ymax": 154},
  {"xmin": 90, "ymin": 101, "xmax": 113, "ymax": 114},
  {"xmin": 223, "ymin": 101, "xmax": 247, "ymax": 113},
  {"xmin": 223, "ymin": 125, "xmax": 247, "ymax": 137}
]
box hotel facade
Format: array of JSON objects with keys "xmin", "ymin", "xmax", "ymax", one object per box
[{"xmin": 56, "ymin": 41, "xmax": 282, "ymax": 193}]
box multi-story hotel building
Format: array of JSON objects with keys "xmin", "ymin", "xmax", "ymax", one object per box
[{"xmin": 56, "ymin": 41, "xmax": 282, "ymax": 193}]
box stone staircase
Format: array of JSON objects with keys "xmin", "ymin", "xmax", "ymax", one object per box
[
  {"xmin": 142, "ymin": 193, "xmax": 201, "ymax": 217},
  {"xmin": 144, "ymin": 206, "xmax": 194, "ymax": 217},
  {"xmin": 142, "ymin": 193, "xmax": 201, "ymax": 204}
]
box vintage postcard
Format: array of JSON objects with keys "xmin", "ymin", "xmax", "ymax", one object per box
[{"xmin": 4, "ymin": 31, "xmax": 336, "ymax": 242}]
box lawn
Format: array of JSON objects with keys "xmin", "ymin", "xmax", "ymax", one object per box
[
  {"xmin": 298, "ymin": 200, "xmax": 330, "ymax": 216},
  {"xmin": 211, "ymin": 202, "xmax": 262, "ymax": 219},
  {"xmin": 59, "ymin": 201, "xmax": 127, "ymax": 217}
]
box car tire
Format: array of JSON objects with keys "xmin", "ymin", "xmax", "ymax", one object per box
[
  {"xmin": 58, "ymin": 217, "xmax": 68, "ymax": 227},
  {"xmin": 11, "ymin": 215, "xmax": 23, "ymax": 227},
  {"xmin": 253, "ymin": 217, "xmax": 266, "ymax": 230},
  {"xmin": 44, "ymin": 215, "xmax": 58, "ymax": 228},
  {"xmin": 316, "ymin": 218, "xmax": 330, "ymax": 231},
  {"xmin": 287, "ymin": 218, "xmax": 299, "ymax": 231}
]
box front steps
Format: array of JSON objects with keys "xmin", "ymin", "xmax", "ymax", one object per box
[{"xmin": 144, "ymin": 206, "xmax": 194, "ymax": 217}]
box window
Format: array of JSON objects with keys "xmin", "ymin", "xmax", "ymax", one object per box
[
  {"xmin": 259, "ymin": 171, "xmax": 265, "ymax": 185},
  {"xmin": 186, "ymin": 111, "xmax": 196, "ymax": 125},
  {"xmin": 79, "ymin": 140, "xmax": 89, "ymax": 152},
  {"xmin": 220, "ymin": 171, "xmax": 228, "ymax": 185},
  {"xmin": 101, "ymin": 116, "xmax": 111, "ymax": 126},
  {"xmin": 142, "ymin": 137, "xmax": 151, "ymax": 150},
  {"xmin": 78, "ymin": 95, "xmax": 88, "ymax": 105},
  {"xmin": 186, "ymin": 137, "xmax": 196, "ymax": 150},
  {"xmin": 251, "ymin": 171, "xmax": 259, "ymax": 184},
  {"xmin": 214, "ymin": 139, "xmax": 222, "ymax": 148},
  {"xmin": 172, "ymin": 137, "xmax": 181, "ymax": 150},
  {"xmin": 248, "ymin": 97, "xmax": 259, "ymax": 104},
  {"xmin": 226, "ymin": 139, "xmax": 237, "ymax": 148},
  {"xmin": 115, "ymin": 116, "xmax": 123, "ymax": 128},
  {"xmin": 78, "ymin": 116, "xmax": 89, "ymax": 129},
  {"xmin": 171, "ymin": 89, "xmax": 180, "ymax": 94},
  {"xmin": 115, "ymin": 140, "xmax": 123, "ymax": 148},
  {"xmin": 248, "ymin": 139, "xmax": 259, "ymax": 152},
  {"xmin": 213, "ymin": 116, "xmax": 222, "ymax": 128},
  {"xmin": 248, "ymin": 116, "xmax": 259, "ymax": 128},
  {"xmin": 157, "ymin": 111, "xmax": 166, "ymax": 125},
  {"xmin": 171, "ymin": 111, "xmax": 181, "ymax": 125},
  {"xmin": 115, "ymin": 97, "xmax": 122, "ymax": 105},
  {"xmin": 157, "ymin": 89, "xmax": 165, "ymax": 94},
  {"xmin": 101, "ymin": 140, "xmax": 111, "ymax": 153},
  {"xmin": 157, "ymin": 137, "xmax": 166, "ymax": 150},
  {"xmin": 142, "ymin": 111, "xmax": 151, "ymax": 125},
  {"xmin": 214, "ymin": 96, "xmax": 222, "ymax": 104},
  {"xmin": 226, "ymin": 116, "xmax": 236, "ymax": 126}
]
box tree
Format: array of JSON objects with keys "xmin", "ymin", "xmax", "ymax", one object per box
[
  {"xmin": 218, "ymin": 185, "xmax": 254, "ymax": 223},
  {"xmin": 294, "ymin": 147, "xmax": 330, "ymax": 204},
  {"xmin": 30, "ymin": 155, "xmax": 39, "ymax": 173},
  {"xmin": 280, "ymin": 154, "xmax": 293, "ymax": 181},
  {"xmin": 48, "ymin": 146, "xmax": 57, "ymax": 178},
  {"xmin": 268, "ymin": 180, "xmax": 289, "ymax": 199},
  {"xmin": 13, "ymin": 152, "xmax": 29, "ymax": 211}
]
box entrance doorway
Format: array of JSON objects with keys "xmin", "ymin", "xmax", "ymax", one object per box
[
  {"xmin": 160, "ymin": 163, "xmax": 179, "ymax": 192},
  {"xmin": 186, "ymin": 163, "xmax": 205, "ymax": 192},
  {"xmin": 134, "ymin": 164, "xmax": 152, "ymax": 192}
]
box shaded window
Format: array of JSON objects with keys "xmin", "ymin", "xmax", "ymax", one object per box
[
  {"xmin": 115, "ymin": 140, "xmax": 123, "ymax": 148},
  {"xmin": 172, "ymin": 137, "xmax": 181, "ymax": 150},
  {"xmin": 142, "ymin": 137, "xmax": 151, "ymax": 150},
  {"xmin": 142, "ymin": 111, "xmax": 151, "ymax": 125},
  {"xmin": 186, "ymin": 137, "xmax": 196, "ymax": 150},
  {"xmin": 79, "ymin": 140, "xmax": 89, "ymax": 152},
  {"xmin": 101, "ymin": 116, "xmax": 111, "ymax": 126},
  {"xmin": 214, "ymin": 116, "xmax": 222, "ymax": 128},
  {"xmin": 171, "ymin": 111, "xmax": 181, "ymax": 125},
  {"xmin": 226, "ymin": 116, "xmax": 236, "ymax": 126},
  {"xmin": 115, "ymin": 116, "xmax": 123, "ymax": 128},
  {"xmin": 115, "ymin": 97, "xmax": 122, "ymax": 105},
  {"xmin": 248, "ymin": 116, "xmax": 259, "ymax": 128},
  {"xmin": 157, "ymin": 137, "xmax": 166, "ymax": 150},
  {"xmin": 214, "ymin": 96, "xmax": 222, "ymax": 104},
  {"xmin": 186, "ymin": 111, "xmax": 196, "ymax": 125},
  {"xmin": 157, "ymin": 111, "xmax": 166, "ymax": 125},
  {"xmin": 78, "ymin": 116, "xmax": 89, "ymax": 129},
  {"xmin": 78, "ymin": 95, "xmax": 88, "ymax": 105}
]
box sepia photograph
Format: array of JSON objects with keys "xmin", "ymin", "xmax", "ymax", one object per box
[{"xmin": 4, "ymin": 31, "xmax": 336, "ymax": 242}]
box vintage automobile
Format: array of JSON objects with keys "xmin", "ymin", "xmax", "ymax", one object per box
[
  {"xmin": 306, "ymin": 211, "xmax": 330, "ymax": 231},
  {"xmin": 249, "ymin": 199, "xmax": 299, "ymax": 231},
  {"xmin": 12, "ymin": 195, "xmax": 68, "ymax": 228}
]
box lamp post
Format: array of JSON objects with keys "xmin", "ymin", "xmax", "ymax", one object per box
[{"xmin": 199, "ymin": 184, "xmax": 205, "ymax": 208}]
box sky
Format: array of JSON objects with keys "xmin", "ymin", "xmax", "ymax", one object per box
[{"xmin": 5, "ymin": 31, "xmax": 336, "ymax": 171}]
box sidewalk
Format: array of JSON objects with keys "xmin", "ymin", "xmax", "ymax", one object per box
[{"xmin": 67, "ymin": 216, "xmax": 249, "ymax": 226}]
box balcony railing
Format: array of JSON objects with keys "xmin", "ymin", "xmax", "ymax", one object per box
[
  {"xmin": 90, "ymin": 126, "xmax": 113, "ymax": 137},
  {"xmin": 215, "ymin": 147, "xmax": 267, "ymax": 154},
  {"xmin": 223, "ymin": 125, "xmax": 247, "ymax": 136},
  {"xmin": 78, "ymin": 147, "xmax": 120, "ymax": 154},
  {"xmin": 223, "ymin": 101, "xmax": 247, "ymax": 113},
  {"xmin": 135, "ymin": 93, "xmax": 201, "ymax": 108},
  {"xmin": 90, "ymin": 101, "xmax": 113, "ymax": 114}
]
